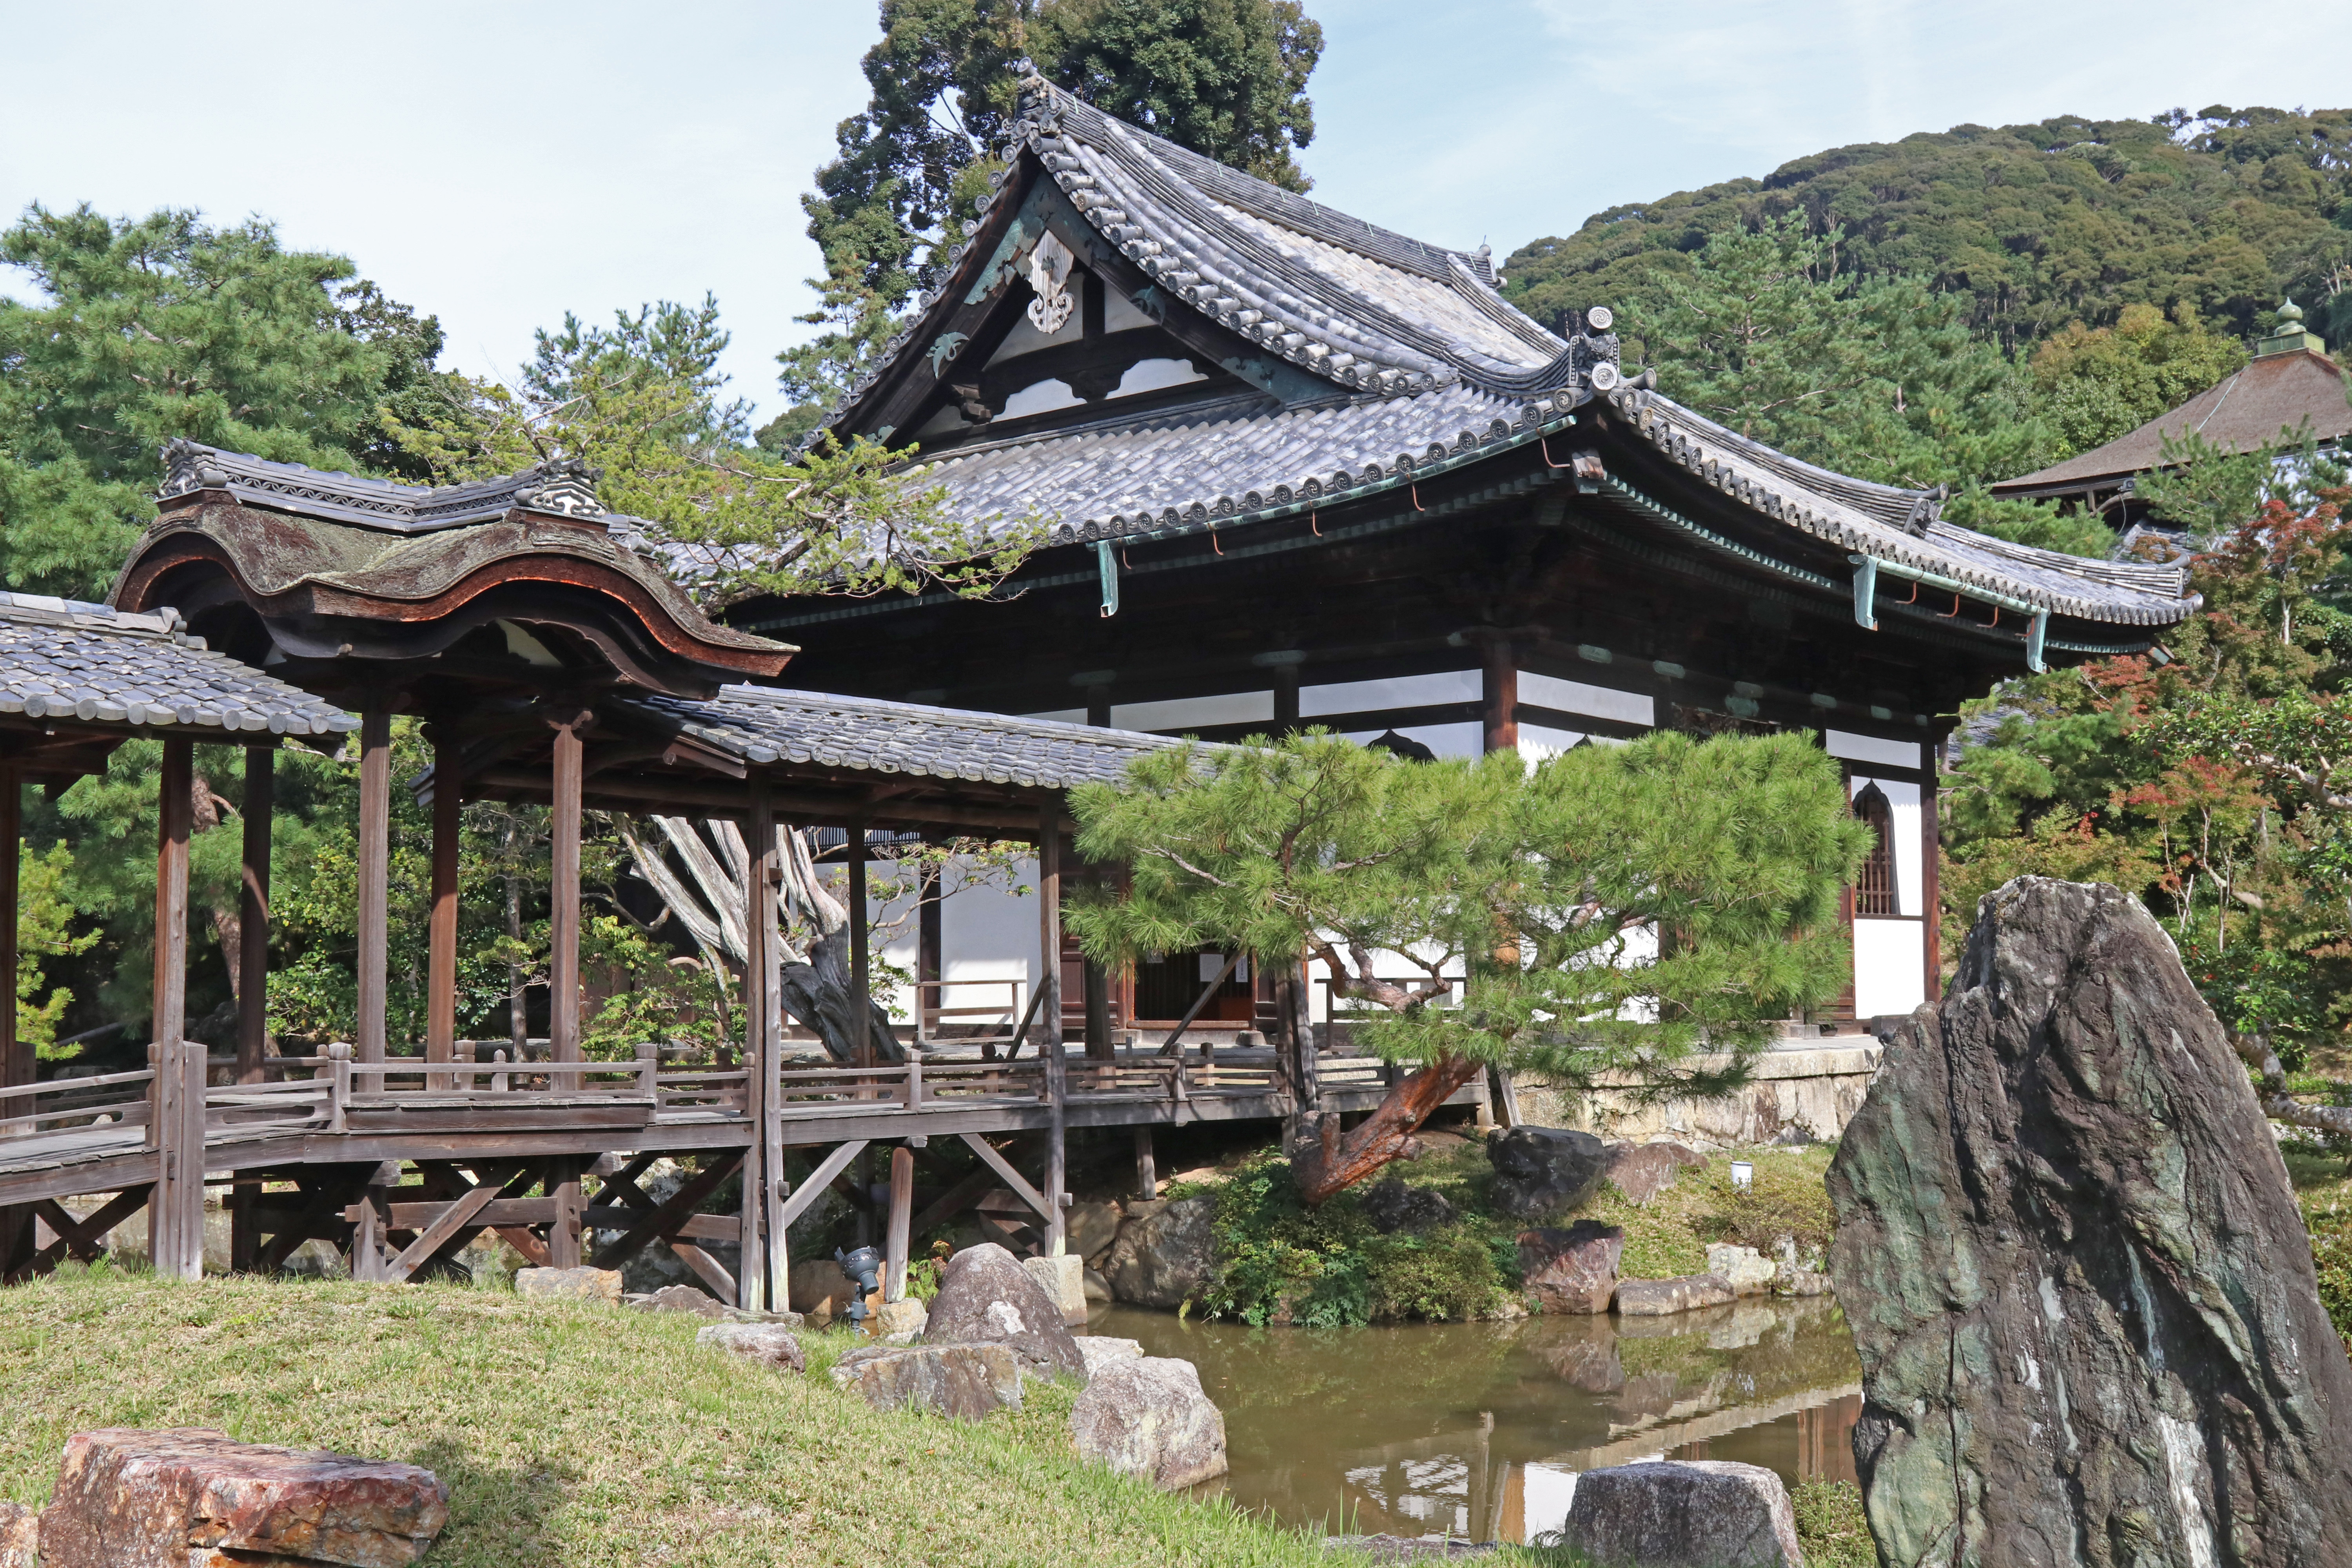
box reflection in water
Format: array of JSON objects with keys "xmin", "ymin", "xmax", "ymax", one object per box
[{"xmin": 1089, "ymin": 1296, "xmax": 1860, "ymax": 1545}]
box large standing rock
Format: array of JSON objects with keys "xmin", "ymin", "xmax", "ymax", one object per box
[
  {"xmin": 1065, "ymin": 1201, "xmax": 1122, "ymax": 1262},
  {"xmin": 37, "ymin": 1428, "xmax": 448, "ymax": 1568},
  {"xmin": 1485, "ymin": 1126, "xmax": 1607, "ymax": 1220},
  {"xmin": 1517, "ymin": 1221, "xmax": 1623, "ymax": 1313},
  {"xmin": 922, "ymin": 1242, "xmax": 1087, "ymax": 1379},
  {"xmin": 1562, "ymin": 1459, "xmax": 1801, "ymax": 1567},
  {"xmin": 1829, "ymin": 877, "xmax": 2352, "ymax": 1566},
  {"xmin": 1067, "ymin": 1355, "xmax": 1229, "ymax": 1488},
  {"xmin": 829, "ymin": 1343, "xmax": 1023, "ymax": 1418},
  {"xmin": 1101, "ymin": 1196, "xmax": 1217, "ymax": 1308}
]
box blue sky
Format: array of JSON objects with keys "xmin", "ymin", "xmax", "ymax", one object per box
[{"xmin": 5, "ymin": 0, "xmax": 2350, "ymax": 426}]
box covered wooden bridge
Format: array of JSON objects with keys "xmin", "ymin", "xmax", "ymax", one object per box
[{"xmin": 0, "ymin": 447, "xmax": 1457, "ymax": 1306}]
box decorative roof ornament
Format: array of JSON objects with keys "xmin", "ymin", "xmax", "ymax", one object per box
[
  {"xmin": 2256, "ymin": 296, "xmax": 2327, "ymax": 358},
  {"xmin": 1026, "ymin": 231, "xmax": 1077, "ymax": 334}
]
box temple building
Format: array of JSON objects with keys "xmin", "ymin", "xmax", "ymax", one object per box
[
  {"xmin": 735, "ymin": 79, "xmax": 2201, "ymax": 1029},
  {"xmin": 1991, "ymin": 299, "xmax": 2351, "ymax": 528}
]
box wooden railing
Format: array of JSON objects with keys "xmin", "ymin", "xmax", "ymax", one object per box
[{"xmin": 0, "ymin": 1067, "xmax": 156, "ymax": 1140}]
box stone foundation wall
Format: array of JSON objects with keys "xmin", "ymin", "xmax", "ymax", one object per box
[{"xmin": 1512, "ymin": 1045, "xmax": 1882, "ymax": 1147}]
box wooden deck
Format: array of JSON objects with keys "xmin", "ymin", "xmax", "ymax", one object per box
[{"xmin": 0, "ymin": 1041, "xmax": 1474, "ymax": 1293}]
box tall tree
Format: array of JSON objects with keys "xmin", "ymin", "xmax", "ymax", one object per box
[
  {"xmin": 1067, "ymin": 731, "xmax": 1864, "ymax": 1201},
  {"xmin": 769, "ymin": 0, "xmax": 1324, "ymax": 446},
  {"xmin": 2028, "ymin": 302, "xmax": 2248, "ymax": 462},
  {"xmin": 0, "ymin": 205, "xmax": 434, "ymax": 596}
]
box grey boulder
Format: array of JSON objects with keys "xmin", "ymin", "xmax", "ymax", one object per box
[
  {"xmin": 1067, "ymin": 1354, "xmax": 1229, "ymax": 1488},
  {"xmin": 1612, "ymin": 1273, "xmax": 1735, "ymax": 1316},
  {"xmin": 829, "ymin": 1343, "xmax": 1023, "ymax": 1419},
  {"xmin": 1604, "ymin": 1140, "xmax": 1706, "ymax": 1205},
  {"xmin": 1485, "ymin": 1126, "xmax": 1606, "ymax": 1220},
  {"xmin": 1101, "ymin": 1196, "xmax": 1217, "ymax": 1309},
  {"xmin": 624, "ymin": 1283, "xmax": 729, "ymax": 1319},
  {"xmin": 1563, "ymin": 1459, "xmax": 1801, "ymax": 1567},
  {"xmin": 921, "ymin": 1242, "xmax": 1087, "ymax": 1379},
  {"xmin": 1830, "ymin": 877, "xmax": 2352, "ymax": 1566},
  {"xmin": 1360, "ymin": 1176, "xmax": 1457, "ymax": 1234}
]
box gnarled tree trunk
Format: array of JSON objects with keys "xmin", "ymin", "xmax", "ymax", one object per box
[{"xmin": 1289, "ymin": 1051, "xmax": 1483, "ymax": 1204}]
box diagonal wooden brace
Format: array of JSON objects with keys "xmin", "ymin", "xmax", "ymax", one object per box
[{"xmin": 590, "ymin": 1150, "xmax": 744, "ymax": 1271}]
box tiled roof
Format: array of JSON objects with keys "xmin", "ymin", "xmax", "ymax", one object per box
[
  {"xmin": 817, "ymin": 79, "xmax": 1618, "ymax": 434},
  {"xmin": 883, "ymin": 380, "xmax": 2193, "ymax": 628},
  {"xmin": 1992, "ymin": 348, "xmax": 2352, "ymax": 494},
  {"xmin": 158, "ymin": 439, "xmax": 604, "ymax": 532},
  {"xmin": 1616, "ymin": 392, "xmax": 2193, "ymax": 626},
  {"xmin": 636, "ymin": 686, "xmax": 1188, "ymax": 790},
  {"xmin": 0, "ymin": 593, "xmax": 356, "ymax": 735}
]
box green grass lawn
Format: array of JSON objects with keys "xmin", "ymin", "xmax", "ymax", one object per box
[{"xmin": 0, "ymin": 1265, "xmax": 1399, "ymax": 1568}]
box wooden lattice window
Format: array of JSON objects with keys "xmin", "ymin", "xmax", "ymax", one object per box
[{"xmin": 1853, "ymin": 782, "xmax": 1899, "ymax": 916}]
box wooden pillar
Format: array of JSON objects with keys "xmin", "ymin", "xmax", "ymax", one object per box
[
  {"xmin": 740, "ymin": 774, "xmax": 786, "ymax": 1311},
  {"xmin": 847, "ymin": 820, "xmax": 870, "ymax": 1067},
  {"xmin": 1481, "ymin": 638, "xmax": 1517, "ymax": 755},
  {"xmin": 916, "ymin": 862, "xmax": 942, "ymax": 1043},
  {"xmin": 883, "ymin": 1144, "xmax": 913, "ymax": 1301},
  {"xmin": 232, "ymin": 746, "xmax": 272, "ymax": 1272},
  {"xmin": 150, "ymin": 743, "xmax": 200, "ymax": 1279},
  {"xmin": 549, "ymin": 722, "xmax": 582, "ymax": 1062},
  {"xmin": 236, "ymin": 747, "xmax": 273, "ymax": 1084},
  {"xmin": 548, "ymin": 1156, "xmax": 583, "ymax": 1269},
  {"xmin": 0, "ymin": 767, "xmax": 20, "ymax": 1274},
  {"xmin": 1038, "ymin": 799, "xmax": 1067, "ymax": 1254},
  {"xmin": 355, "ymin": 711, "xmax": 391, "ymax": 1062},
  {"xmin": 153, "ymin": 739, "xmax": 193, "ymax": 1069},
  {"xmin": 1134, "ymin": 1125, "xmax": 1156, "ymax": 1200},
  {"xmin": 426, "ymin": 731, "xmax": 463, "ymax": 1077}
]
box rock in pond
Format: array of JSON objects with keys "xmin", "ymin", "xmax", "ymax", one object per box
[
  {"xmin": 1603, "ymin": 1140, "xmax": 1706, "ymax": 1205},
  {"xmin": 696, "ymin": 1322, "xmax": 806, "ymax": 1372},
  {"xmin": 922, "ymin": 1242, "xmax": 1087, "ymax": 1379},
  {"xmin": 1023, "ymin": 1252, "xmax": 1089, "ymax": 1327},
  {"xmin": 1517, "ymin": 1221, "xmax": 1623, "ymax": 1313},
  {"xmin": 1361, "ymin": 1176, "xmax": 1458, "ymax": 1234},
  {"xmin": 1705, "ymin": 1243, "xmax": 1777, "ymax": 1298},
  {"xmin": 1485, "ymin": 1126, "xmax": 1607, "ymax": 1220},
  {"xmin": 1102, "ymin": 1196, "xmax": 1216, "ymax": 1309},
  {"xmin": 514, "ymin": 1265, "xmax": 621, "ymax": 1304},
  {"xmin": 38, "ymin": 1428, "xmax": 448, "ymax": 1568},
  {"xmin": 1613, "ymin": 1273, "xmax": 1735, "ymax": 1316},
  {"xmin": 1563, "ymin": 1459, "xmax": 1801, "ymax": 1567},
  {"xmin": 830, "ymin": 1343, "xmax": 1023, "ymax": 1419},
  {"xmin": 1829, "ymin": 876, "xmax": 2352, "ymax": 1566},
  {"xmin": 0, "ymin": 1503, "xmax": 34, "ymax": 1568},
  {"xmin": 1068, "ymin": 1354, "xmax": 1229, "ymax": 1488}
]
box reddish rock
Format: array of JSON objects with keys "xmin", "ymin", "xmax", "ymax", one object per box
[
  {"xmin": 38, "ymin": 1428, "xmax": 447, "ymax": 1568},
  {"xmin": 1604, "ymin": 1141, "xmax": 1706, "ymax": 1205},
  {"xmin": 1613, "ymin": 1273, "xmax": 1736, "ymax": 1316},
  {"xmin": 1517, "ymin": 1221, "xmax": 1624, "ymax": 1313},
  {"xmin": 0, "ymin": 1502, "xmax": 35, "ymax": 1568}
]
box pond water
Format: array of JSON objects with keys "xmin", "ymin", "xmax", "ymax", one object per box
[{"xmin": 1088, "ymin": 1297, "xmax": 1861, "ymax": 1546}]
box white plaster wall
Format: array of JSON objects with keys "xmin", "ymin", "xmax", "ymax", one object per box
[
  {"xmin": 1341, "ymin": 721, "xmax": 1483, "ymax": 758},
  {"xmin": 1112, "ymin": 690, "xmax": 1274, "ymax": 731},
  {"xmin": 1852, "ymin": 918, "xmax": 1926, "ymax": 1018},
  {"xmin": 1517, "ymin": 722, "xmax": 1586, "ymax": 763},
  {"xmin": 999, "ymin": 378, "xmax": 1083, "ymax": 418},
  {"xmin": 1300, "ymin": 669, "xmax": 1479, "ymax": 717},
  {"xmin": 1112, "ymin": 358, "xmax": 1206, "ymax": 398},
  {"xmin": 937, "ymin": 856, "xmax": 1040, "ymax": 1031},
  {"xmin": 1826, "ymin": 729, "xmax": 1924, "ymax": 771},
  {"xmin": 1517, "ymin": 671, "xmax": 1653, "ymax": 727}
]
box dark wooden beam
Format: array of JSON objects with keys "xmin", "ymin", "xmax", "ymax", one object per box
[{"xmin": 550, "ymin": 722, "xmax": 583, "ymax": 1063}]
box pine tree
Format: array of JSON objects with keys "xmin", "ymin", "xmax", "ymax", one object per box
[{"xmin": 1066, "ymin": 731, "xmax": 1864, "ymax": 1201}]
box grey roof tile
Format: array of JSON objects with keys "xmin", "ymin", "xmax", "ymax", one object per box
[
  {"xmin": 0, "ymin": 594, "xmax": 356, "ymax": 736},
  {"xmin": 634, "ymin": 687, "xmax": 1190, "ymax": 791}
]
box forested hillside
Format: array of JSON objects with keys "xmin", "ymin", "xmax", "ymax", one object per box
[{"xmin": 1502, "ymin": 107, "xmax": 2352, "ymax": 355}]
